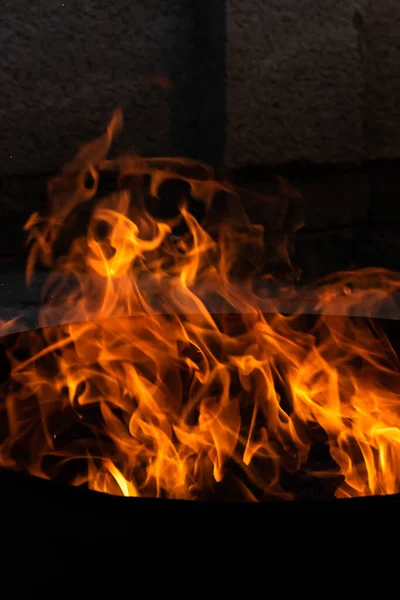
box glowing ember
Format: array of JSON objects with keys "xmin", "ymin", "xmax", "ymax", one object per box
[{"xmin": 1, "ymin": 110, "xmax": 400, "ymax": 501}]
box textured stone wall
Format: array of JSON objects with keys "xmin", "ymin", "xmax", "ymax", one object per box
[
  {"xmin": 226, "ymin": 0, "xmax": 364, "ymax": 165},
  {"xmin": 225, "ymin": 0, "xmax": 400, "ymax": 166},
  {"xmin": 1, "ymin": 1, "xmax": 400, "ymax": 174},
  {"xmin": 0, "ymin": 0, "xmax": 195, "ymax": 176},
  {"xmin": 360, "ymin": 0, "xmax": 400, "ymax": 159}
]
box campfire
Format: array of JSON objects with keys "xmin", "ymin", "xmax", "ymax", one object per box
[{"xmin": 1, "ymin": 109, "xmax": 400, "ymax": 502}]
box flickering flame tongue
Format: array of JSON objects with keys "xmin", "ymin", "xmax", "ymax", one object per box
[{"xmin": 1, "ymin": 110, "xmax": 400, "ymax": 501}]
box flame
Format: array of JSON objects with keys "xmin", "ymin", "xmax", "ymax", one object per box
[
  {"xmin": 1, "ymin": 110, "xmax": 400, "ymax": 501},
  {"xmin": 145, "ymin": 75, "xmax": 174, "ymax": 91}
]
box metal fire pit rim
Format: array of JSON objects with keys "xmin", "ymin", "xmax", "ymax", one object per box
[{"xmin": 2, "ymin": 465, "xmax": 400, "ymax": 512}]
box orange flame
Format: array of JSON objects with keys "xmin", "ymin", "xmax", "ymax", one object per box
[
  {"xmin": 145, "ymin": 75, "xmax": 174, "ymax": 91},
  {"xmin": 1, "ymin": 110, "xmax": 400, "ymax": 501}
]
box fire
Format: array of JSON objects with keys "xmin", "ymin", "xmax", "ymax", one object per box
[{"xmin": 1, "ymin": 110, "xmax": 400, "ymax": 501}]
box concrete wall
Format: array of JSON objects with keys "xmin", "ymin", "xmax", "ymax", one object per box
[
  {"xmin": 226, "ymin": 0, "xmax": 365, "ymax": 165},
  {"xmin": 360, "ymin": 0, "xmax": 400, "ymax": 159},
  {"xmin": 1, "ymin": 1, "xmax": 400, "ymax": 174},
  {"xmin": 1, "ymin": 0, "xmax": 196, "ymax": 176},
  {"xmin": 226, "ymin": 0, "xmax": 400, "ymax": 166}
]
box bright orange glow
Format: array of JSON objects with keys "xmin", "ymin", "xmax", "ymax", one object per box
[{"xmin": 1, "ymin": 110, "xmax": 400, "ymax": 501}]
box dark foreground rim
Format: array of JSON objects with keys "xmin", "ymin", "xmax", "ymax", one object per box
[
  {"xmin": 2, "ymin": 465, "xmax": 400, "ymax": 559},
  {"xmin": 3, "ymin": 463, "xmax": 396, "ymax": 587}
]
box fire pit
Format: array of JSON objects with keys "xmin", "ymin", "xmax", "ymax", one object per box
[
  {"xmin": 2, "ymin": 313, "xmax": 400, "ymax": 504},
  {"xmin": 2, "ymin": 111, "xmax": 400, "ymax": 511}
]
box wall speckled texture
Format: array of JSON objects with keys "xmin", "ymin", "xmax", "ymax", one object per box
[
  {"xmin": 1, "ymin": 0, "xmax": 195, "ymax": 176},
  {"xmin": 1, "ymin": 1, "xmax": 400, "ymax": 173},
  {"xmin": 360, "ymin": 0, "xmax": 400, "ymax": 159},
  {"xmin": 225, "ymin": 0, "xmax": 366, "ymax": 166}
]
